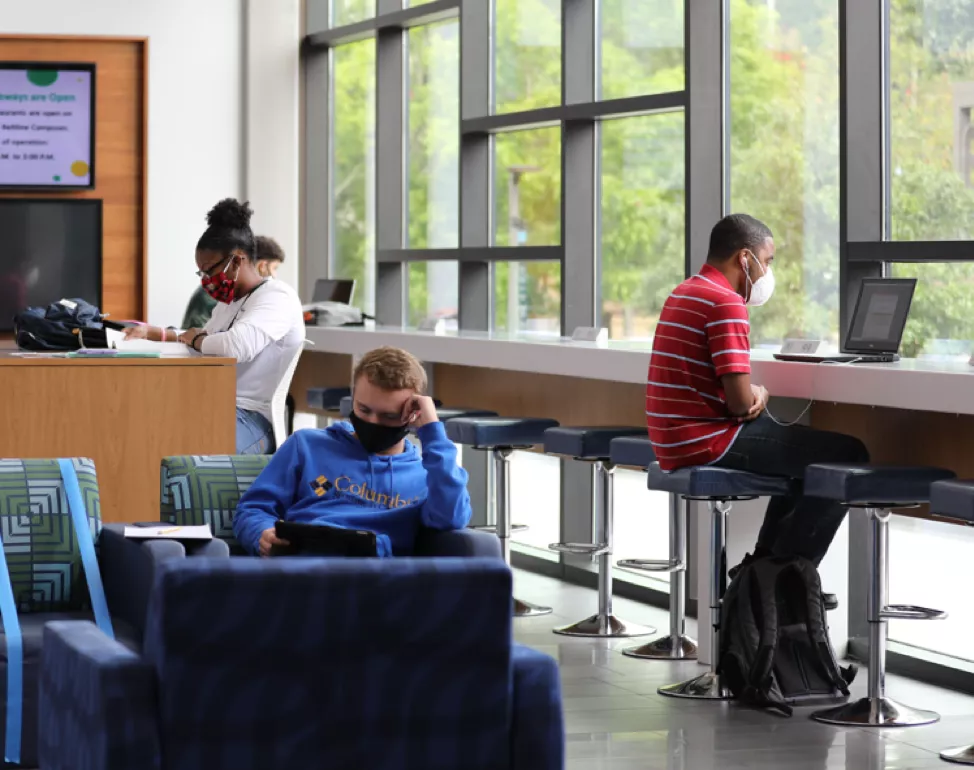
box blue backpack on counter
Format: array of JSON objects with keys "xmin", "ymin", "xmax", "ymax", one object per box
[{"xmin": 13, "ymin": 298, "xmax": 109, "ymax": 351}]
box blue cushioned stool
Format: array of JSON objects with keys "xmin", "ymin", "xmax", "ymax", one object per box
[
  {"xmin": 543, "ymin": 427, "xmax": 653, "ymax": 638},
  {"xmin": 609, "ymin": 436, "xmax": 696, "ymax": 661},
  {"xmin": 307, "ymin": 386, "xmax": 352, "ymax": 415},
  {"xmin": 804, "ymin": 463, "xmax": 955, "ymax": 728},
  {"xmin": 931, "ymin": 480, "xmax": 974, "ymax": 763},
  {"xmin": 648, "ymin": 463, "xmax": 795, "ymax": 701},
  {"xmin": 446, "ymin": 416, "xmax": 560, "ymax": 617}
]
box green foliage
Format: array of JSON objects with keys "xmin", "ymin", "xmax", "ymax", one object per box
[{"xmin": 330, "ymin": 0, "xmax": 974, "ymax": 352}]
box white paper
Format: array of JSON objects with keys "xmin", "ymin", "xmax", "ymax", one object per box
[
  {"xmin": 123, "ymin": 524, "xmax": 213, "ymax": 540},
  {"xmin": 113, "ymin": 339, "xmax": 195, "ymax": 355}
]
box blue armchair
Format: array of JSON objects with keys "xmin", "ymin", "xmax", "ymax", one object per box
[
  {"xmin": 40, "ymin": 557, "xmax": 564, "ymax": 770},
  {"xmin": 0, "ymin": 458, "xmax": 213, "ymax": 768},
  {"xmin": 161, "ymin": 453, "xmax": 501, "ymax": 558}
]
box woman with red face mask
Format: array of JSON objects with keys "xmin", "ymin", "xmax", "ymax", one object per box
[{"xmin": 125, "ymin": 198, "xmax": 304, "ymax": 454}]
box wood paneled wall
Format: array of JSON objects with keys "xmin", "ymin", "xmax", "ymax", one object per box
[{"xmin": 0, "ymin": 35, "xmax": 147, "ymax": 319}]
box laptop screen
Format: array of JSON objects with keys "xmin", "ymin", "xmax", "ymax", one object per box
[
  {"xmin": 312, "ymin": 279, "xmax": 356, "ymax": 304},
  {"xmin": 844, "ymin": 278, "xmax": 917, "ymax": 354}
]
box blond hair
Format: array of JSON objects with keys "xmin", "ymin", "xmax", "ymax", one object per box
[{"xmin": 353, "ymin": 346, "xmax": 427, "ymax": 393}]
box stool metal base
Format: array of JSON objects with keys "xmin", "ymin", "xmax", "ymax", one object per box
[
  {"xmin": 812, "ymin": 696, "xmax": 940, "ymax": 727},
  {"xmin": 514, "ymin": 598, "xmax": 553, "ymax": 617},
  {"xmin": 553, "ymin": 613, "xmax": 654, "ymax": 638},
  {"xmin": 623, "ymin": 634, "xmax": 698, "ymax": 660},
  {"xmin": 941, "ymin": 745, "xmax": 974, "ymax": 765},
  {"xmin": 658, "ymin": 671, "xmax": 730, "ymax": 700}
]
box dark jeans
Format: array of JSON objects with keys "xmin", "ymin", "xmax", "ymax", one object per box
[{"xmin": 713, "ymin": 413, "xmax": 869, "ymax": 565}]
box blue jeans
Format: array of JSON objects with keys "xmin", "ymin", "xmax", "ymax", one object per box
[{"xmin": 236, "ymin": 408, "xmax": 275, "ymax": 455}]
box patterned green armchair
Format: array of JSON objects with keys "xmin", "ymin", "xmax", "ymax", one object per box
[
  {"xmin": 0, "ymin": 457, "xmax": 200, "ymax": 767},
  {"xmin": 161, "ymin": 455, "xmax": 271, "ymax": 554}
]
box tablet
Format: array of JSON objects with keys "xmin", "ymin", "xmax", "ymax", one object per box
[{"xmin": 274, "ymin": 520, "xmax": 378, "ymax": 557}]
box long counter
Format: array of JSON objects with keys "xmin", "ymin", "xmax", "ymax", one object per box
[{"xmin": 304, "ymin": 325, "xmax": 974, "ymax": 417}]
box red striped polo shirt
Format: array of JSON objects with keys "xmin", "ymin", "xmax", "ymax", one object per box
[{"xmin": 646, "ymin": 264, "xmax": 751, "ymax": 471}]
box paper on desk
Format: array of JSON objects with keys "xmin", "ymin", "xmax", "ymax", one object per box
[
  {"xmin": 105, "ymin": 329, "xmax": 195, "ymax": 355},
  {"xmin": 123, "ymin": 524, "xmax": 213, "ymax": 540}
]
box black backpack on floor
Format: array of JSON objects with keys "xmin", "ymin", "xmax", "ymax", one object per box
[{"xmin": 718, "ymin": 556, "xmax": 856, "ymax": 716}]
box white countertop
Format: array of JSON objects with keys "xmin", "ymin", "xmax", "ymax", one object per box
[{"xmin": 305, "ymin": 325, "xmax": 974, "ymax": 416}]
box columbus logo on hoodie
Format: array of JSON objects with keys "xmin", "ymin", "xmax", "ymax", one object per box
[{"xmin": 310, "ymin": 474, "xmax": 420, "ymax": 509}]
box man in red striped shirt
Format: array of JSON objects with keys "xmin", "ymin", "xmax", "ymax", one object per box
[{"xmin": 647, "ymin": 214, "xmax": 868, "ymax": 573}]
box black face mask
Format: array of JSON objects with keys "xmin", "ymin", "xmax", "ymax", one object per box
[{"xmin": 349, "ymin": 412, "xmax": 410, "ymax": 454}]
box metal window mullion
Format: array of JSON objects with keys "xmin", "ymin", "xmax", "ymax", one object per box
[
  {"xmin": 842, "ymin": 0, "xmax": 885, "ymax": 654},
  {"xmin": 560, "ymin": 0, "xmax": 599, "ymax": 571},
  {"xmin": 457, "ymin": 0, "xmax": 493, "ymax": 528},
  {"xmin": 686, "ymin": 0, "xmax": 726, "ymax": 275},
  {"xmin": 374, "ymin": 25, "xmax": 407, "ymax": 325},
  {"xmin": 303, "ymin": 48, "xmax": 331, "ymax": 303}
]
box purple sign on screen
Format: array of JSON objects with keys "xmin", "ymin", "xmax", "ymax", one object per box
[{"xmin": 0, "ymin": 68, "xmax": 93, "ymax": 187}]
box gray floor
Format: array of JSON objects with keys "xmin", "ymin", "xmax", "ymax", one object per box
[{"xmin": 512, "ymin": 569, "xmax": 974, "ymax": 770}]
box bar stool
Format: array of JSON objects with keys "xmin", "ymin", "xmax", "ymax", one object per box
[
  {"xmin": 648, "ymin": 463, "xmax": 797, "ymax": 700},
  {"xmin": 609, "ymin": 435, "xmax": 696, "ymax": 660},
  {"xmin": 930, "ymin": 480, "xmax": 974, "ymax": 763},
  {"xmin": 543, "ymin": 426, "xmax": 654, "ymax": 638},
  {"xmin": 804, "ymin": 463, "xmax": 955, "ymax": 727},
  {"xmin": 446, "ymin": 416, "xmax": 560, "ymax": 617},
  {"xmin": 307, "ymin": 387, "xmax": 352, "ymax": 419}
]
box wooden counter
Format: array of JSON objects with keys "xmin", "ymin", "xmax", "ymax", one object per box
[{"xmin": 0, "ymin": 352, "xmax": 236, "ymax": 523}]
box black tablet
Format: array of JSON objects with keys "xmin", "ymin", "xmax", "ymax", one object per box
[{"xmin": 273, "ymin": 520, "xmax": 378, "ymax": 557}]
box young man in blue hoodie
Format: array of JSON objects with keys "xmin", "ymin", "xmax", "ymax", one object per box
[{"xmin": 233, "ymin": 346, "xmax": 472, "ymax": 557}]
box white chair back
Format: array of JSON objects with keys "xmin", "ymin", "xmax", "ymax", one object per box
[{"xmin": 271, "ymin": 342, "xmax": 306, "ymax": 450}]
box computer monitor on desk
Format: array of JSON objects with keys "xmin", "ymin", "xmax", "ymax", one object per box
[
  {"xmin": 774, "ymin": 278, "xmax": 917, "ymax": 364},
  {"xmin": 312, "ymin": 279, "xmax": 356, "ymax": 305}
]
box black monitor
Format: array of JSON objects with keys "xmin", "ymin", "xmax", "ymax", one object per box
[
  {"xmin": 844, "ymin": 278, "xmax": 917, "ymax": 354},
  {"xmin": 0, "ymin": 198, "xmax": 102, "ymax": 330},
  {"xmin": 313, "ymin": 278, "xmax": 355, "ymax": 304}
]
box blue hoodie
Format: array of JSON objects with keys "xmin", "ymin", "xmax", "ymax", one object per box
[{"xmin": 232, "ymin": 421, "xmax": 472, "ymax": 556}]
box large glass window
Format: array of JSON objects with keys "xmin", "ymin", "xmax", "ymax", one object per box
[
  {"xmin": 493, "ymin": 127, "xmax": 561, "ymax": 248},
  {"xmin": 600, "ymin": 0, "xmax": 685, "ymax": 99},
  {"xmin": 492, "ymin": 261, "xmax": 561, "ymax": 335},
  {"xmin": 889, "ymin": 0, "xmax": 974, "ymax": 241},
  {"xmin": 408, "ymin": 262, "xmax": 459, "ymax": 327},
  {"xmin": 493, "ymin": 0, "xmax": 561, "ymax": 114},
  {"xmin": 729, "ymin": 0, "xmax": 840, "ymax": 348},
  {"xmin": 407, "ymin": 21, "xmax": 459, "ymax": 250},
  {"xmin": 600, "ymin": 113, "xmax": 686, "ymax": 340},
  {"xmin": 332, "ymin": 40, "xmax": 376, "ymax": 315},
  {"xmin": 510, "ymin": 451, "xmax": 561, "ymax": 555},
  {"xmin": 892, "ymin": 263, "xmax": 974, "ymax": 359},
  {"xmin": 332, "ymin": 0, "xmax": 375, "ymax": 27}
]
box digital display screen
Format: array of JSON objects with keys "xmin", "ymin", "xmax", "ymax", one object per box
[{"xmin": 0, "ymin": 63, "xmax": 95, "ymax": 189}]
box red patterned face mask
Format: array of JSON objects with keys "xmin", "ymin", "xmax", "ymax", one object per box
[{"xmin": 200, "ymin": 258, "xmax": 238, "ymax": 304}]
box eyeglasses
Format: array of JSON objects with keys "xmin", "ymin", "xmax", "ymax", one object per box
[{"xmin": 195, "ymin": 256, "xmax": 233, "ymax": 279}]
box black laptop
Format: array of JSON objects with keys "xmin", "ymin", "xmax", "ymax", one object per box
[
  {"xmin": 773, "ymin": 278, "xmax": 917, "ymax": 364},
  {"xmin": 312, "ymin": 278, "xmax": 356, "ymax": 305}
]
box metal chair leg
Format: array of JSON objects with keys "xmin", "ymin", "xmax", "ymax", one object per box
[
  {"xmin": 624, "ymin": 494, "xmax": 698, "ymax": 659},
  {"xmin": 555, "ymin": 462, "xmax": 653, "ymax": 638},
  {"xmin": 813, "ymin": 508, "xmax": 939, "ymax": 727},
  {"xmin": 494, "ymin": 448, "xmax": 552, "ymax": 618},
  {"xmin": 659, "ymin": 500, "xmax": 730, "ymax": 700}
]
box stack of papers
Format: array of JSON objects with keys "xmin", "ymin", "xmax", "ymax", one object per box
[{"xmin": 123, "ymin": 524, "xmax": 213, "ymax": 540}]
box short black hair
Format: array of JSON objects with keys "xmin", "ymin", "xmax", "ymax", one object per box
[
  {"xmin": 196, "ymin": 198, "xmax": 256, "ymax": 261},
  {"xmin": 707, "ymin": 214, "xmax": 773, "ymax": 263},
  {"xmin": 255, "ymin": 235, "xmax": 285, "ymax": 263}
]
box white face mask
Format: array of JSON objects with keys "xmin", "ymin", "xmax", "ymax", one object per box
[{"xmin": 744, "ymin": 251, "xmax": 775, "ymax": 307}]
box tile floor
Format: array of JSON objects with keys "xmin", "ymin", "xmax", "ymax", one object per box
[{"xmin": 512, "ymin": 569, "xmax": 974, "ymax": 770}]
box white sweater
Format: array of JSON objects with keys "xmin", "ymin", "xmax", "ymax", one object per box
[{"xmin": 201, "ymin": 279, "xmax": 305, "ymax": 420}]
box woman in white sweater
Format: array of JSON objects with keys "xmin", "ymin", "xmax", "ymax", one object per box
[{"xmin": 129, "ymin": 198, "xmax": 304, "ymax": 454}]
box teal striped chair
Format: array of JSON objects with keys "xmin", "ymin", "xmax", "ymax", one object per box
[{"xmin": 161, "ymin": 455, "xmax": 271, "ymax": 554}]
